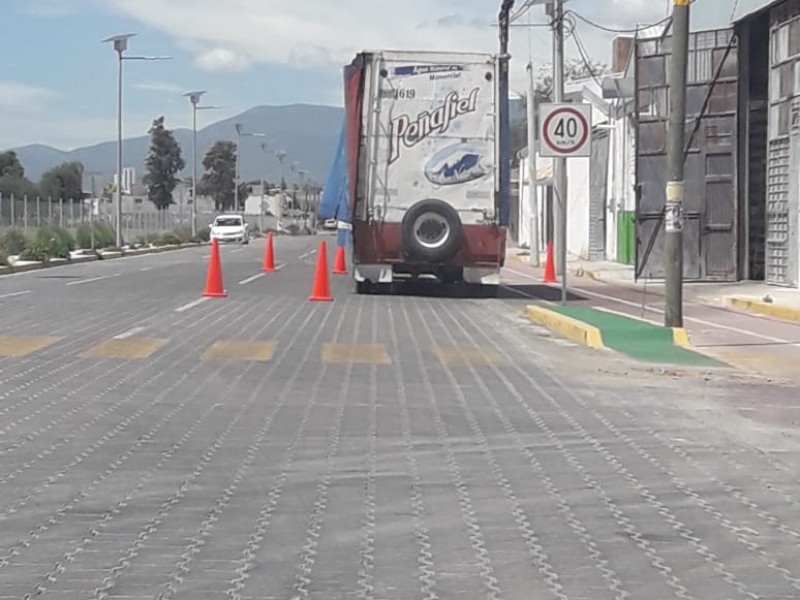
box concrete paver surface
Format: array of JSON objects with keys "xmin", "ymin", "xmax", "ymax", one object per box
[{"xmin": 0, "ymin": 237, "xmax": 800, "ymax": 599}]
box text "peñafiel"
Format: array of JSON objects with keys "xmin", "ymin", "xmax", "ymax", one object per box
[{"xmin": 389, "ymin": 87, "xmax": 479, "ymax": 164}]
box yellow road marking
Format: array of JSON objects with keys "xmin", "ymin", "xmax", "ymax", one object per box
[
  {"xmin": 202, "ymin": 340, "xmax": 276, "ymax": 361},
  {"xmin": 321, "ymin": 343, "xmax": 391, "ymax": 365},
  {"xmin": 83, "ymin": 338, "xmax": 169, "ymax": 359},
  {"xmin": 0, "ymin": 336, "xmax": 61, "ymax": 357}
]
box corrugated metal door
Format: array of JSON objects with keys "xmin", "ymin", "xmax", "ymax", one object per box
[
  {"xmin": 588, "ymin": 129, "xmax": 610, "ymax": 261},
  {"xmin": 634, "ymin": 29, "xmax": 739, "ymax": 281},
  {"xmin": 766, "ymin": 4, "xmax": 800, "ymax": 286}
]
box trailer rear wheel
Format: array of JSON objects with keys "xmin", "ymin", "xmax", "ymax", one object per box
[{"xmin": 401, "ymin": 199, "xmax": 462, "ymax": 262}]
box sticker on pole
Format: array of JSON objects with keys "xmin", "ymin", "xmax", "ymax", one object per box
[{"xmin": 539, "ymin": 103, "xmax": 591, "ymax": 158}]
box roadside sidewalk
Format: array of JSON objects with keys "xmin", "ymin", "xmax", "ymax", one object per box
[
  {"xmin": 507, "ymin": 247, "xmax": 800, "ymax": 325},
  {"xmin": 503, "ymin": 254, "xmax": 800, "ymax": 383}
]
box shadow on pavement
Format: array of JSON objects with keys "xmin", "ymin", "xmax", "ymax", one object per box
[
  {"xmin": 359, "ymin": 281, "xmax": 589, "ymax": 301},
  {"xmin": 498, "ymin": 284, "xmax": 587, "ymax": 302}
]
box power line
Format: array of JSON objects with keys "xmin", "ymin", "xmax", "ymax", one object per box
[
  {"xmin": 567, "ymin": 10, "xmax": 671, "ymax": 34},
  {"xmin": 730, "ymin": 0, "xmax": 740, "ymax": 21},
  {"xmin": 566, "ymin": 9, "xmax": 679, "ymax": 34},
  {"xmin": 510, "ymin": 0, "xmax": 539, "ymax": 23}
]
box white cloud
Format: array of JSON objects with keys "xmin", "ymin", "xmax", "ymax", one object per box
[
  {"xmin": 0, "ymin": 81, "xmax": 156, "ymax": 150},
  {"xmin": 193, "ymin": 48, "xmax": 251, "ymax": 72},
  {"xmin": 0, "ymin": 82, "xmax": 55, "ymax": 112},
  {"xmin": 107, "ymin": 0, "xmax": 505, "ymax": 71},
  {"xmin": 134, "ymin": 81, "xmax": 186, "ymax": 93},
  {"xmin": 105, "ymin": 0, "xmax": 722, "ymax": 87}
]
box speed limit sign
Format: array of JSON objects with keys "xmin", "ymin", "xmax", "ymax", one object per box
[{"xmin": 539, "ymin": 103, "xmax": 592, "ymax": 158}]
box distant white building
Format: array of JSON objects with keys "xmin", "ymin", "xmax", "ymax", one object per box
[
  {"xmin": 244, "ymin": 184, "xmax": 281, "ymax": 216},
  {"xmin": 113, "ymin": 167, "xmax": 135, "ymax": 195}
]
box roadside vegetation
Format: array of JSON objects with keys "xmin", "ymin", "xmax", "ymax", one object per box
[{"xmin": 0, "ymin": 224, "xmax": 209, "ymax": 267}]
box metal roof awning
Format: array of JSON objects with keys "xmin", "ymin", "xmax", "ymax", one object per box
[{"xmin": 732, "ymin": 0, "xmax": 781, "ymax": 23}]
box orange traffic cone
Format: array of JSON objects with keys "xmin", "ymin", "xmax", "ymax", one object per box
[
  {"xmin": 262, "ymin": 231, "xmax": 276, "ymax": 272},
  {"xmin": 203, "ymin": 238, "xmax": 227, "ymax": 297},
  {"xmin": 309, "ymin": 240, "xmax": 333, "ymax": 302},
  {"xmin": 332, "ymin": 244, "xmax": 347, "ymax": 275},
  {"xmin": 543, "ymin": 241, "xmax": 556, "ymax": 284}
]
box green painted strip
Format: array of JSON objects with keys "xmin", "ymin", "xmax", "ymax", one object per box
[{"xmin": 549, "ymin": 306, "xmax": 723, "ymax": 367}]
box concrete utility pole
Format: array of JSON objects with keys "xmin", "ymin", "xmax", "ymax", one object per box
[
  {"xmin": 550, "ymin": 0, "xmax": 568, "ymax": 304},
  {"xmin": 526, "ymin": 62, "xmax": 540, "ymax": 266},
  {"xmin": 664, "ymin": 0, "xmax": 690, "ymax": 327},
  {"xmin": 499, "ymin": 0, "xmax": 514, "ymax": 234}
]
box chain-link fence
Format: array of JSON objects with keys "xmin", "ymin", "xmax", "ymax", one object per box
[
  {"xmin": 0, "ymin": 194, "xmax": 221, "ymax": 242},
  {"xmin": 0, "ymin": 194, "xmax": 324, "ymax": 250}
]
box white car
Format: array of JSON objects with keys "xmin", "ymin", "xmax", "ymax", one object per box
[{"xmin": 209, "ymin": 214, "xmax": 249, "ymax": 244}]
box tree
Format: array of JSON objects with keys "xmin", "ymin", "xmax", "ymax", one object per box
[
  {"xmin": 39, "ymin": 161, "xmax": 85, "ymax": 201},
  {"xmin": 198, "ymin": 140, "xmax": 236, "ymax": 211},
  {"xmin": 0, "ymin": 151, "xmax": 25, "ymax": 179},
  {"xmin": 510, "ymin": 58, "xmax": 610, "ymax": 163},
  {"xmin": 0, "ymin": 151, "xmax": 38, "ymax": 200},
  {"xmin": 528, "ymin": 57, "xmax": 609, "ymax": 103},
  {"xmin": 143, "ymin": 116, "xmax": 186, "ymax": 210}
]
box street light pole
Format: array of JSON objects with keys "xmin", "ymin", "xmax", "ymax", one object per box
[
  {"xmin": 275, "ymin": 150, "xmax": 287, "ymax": 229},
  {"xmin": 116, "ymin": 49, "xmax": 123, "ymax": 248},
  {"xmin": 234, "ymin": 124, "xmax": 241, "ymax": 213},
  {"xmin": 103, "ymin": 33, "xmax": 170, "ymax": 248},
  {"xmin": 190, "ymin": 93, "xmax": 201, "ymax": 237},
  {"xmin": 183, "ymin": 91, "xmax": 220, "ymax": 236},
  {"xmin": 233, "ymin": 123, "xmax": 266, "ymax": 214}
]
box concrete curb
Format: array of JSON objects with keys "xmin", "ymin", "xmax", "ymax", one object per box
[
  {"xmin": 672, "ymin": 328, "xmax": 693, "ymax": 349},
  {"xmin": 524, "ymin": 305, "xmax": 605, "ymax": 349},
  {"xmin": 0, "ymin": 242, "xmax": 208, "ymax": 276},
  {"xmin": 727, "ymin": 296, "xmax": 800, "ymax": 323},
  {"xmin": 526, "ymin": 304, "xmax": 698, "ymax": 356},
  {"xmin": 592, "ymin": 306, "xmax": 695, "ymax": 349}
]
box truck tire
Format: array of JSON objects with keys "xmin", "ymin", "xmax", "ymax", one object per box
[{"xmin": 401, "ymin": 199, "xmax": 462, "ymax": 263}]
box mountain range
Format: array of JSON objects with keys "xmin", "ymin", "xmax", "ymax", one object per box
[
  {"xmin": 7, "ymin": 104, "xmax": 346, "ymax": 189},
  {"xmin": 7, "ymin": 99, "xmax": 525, "ymax": 190}
]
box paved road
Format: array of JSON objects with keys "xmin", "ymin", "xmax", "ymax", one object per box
[{"xmin": 1, "ymin": 237, "xmax": 800, "ymax": 599}]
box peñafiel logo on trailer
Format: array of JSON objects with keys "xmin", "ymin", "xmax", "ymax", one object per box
[{"xmin": 388, "ymin": 87, "xmax": 479, "ymax": 164}]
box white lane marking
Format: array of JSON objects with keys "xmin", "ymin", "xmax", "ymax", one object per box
[
  {"xmin": 140, "ymin": 267, "xmax": 153, "ymax": 272},
  {"xmin": 174, "ymin": 297, "xmax": 209, "ymax": 313},
  {"xmin": 238, "ymin": 263, "xmax": 287, "ymax": 285},
  {"xmin": 66, "ymin": 273, "xmax": 121, "ymax": 286},
  {"xmin": 502, "ymin": 266, "xmax": 800, "ymax": 346},
  {"xmin": 239, "ymin": 273, "xmax": 265, "ymax": 285},
  {"xmin": 0, "ymin": 290, "xmax": 31, "ymax": 300},
  {"xmin": 298, "ymin": 249, "xmax": 318, "ymax": 260},
  {"xmin": 113, "ymin": 326, "xmax": 146, "ymax": 339}
]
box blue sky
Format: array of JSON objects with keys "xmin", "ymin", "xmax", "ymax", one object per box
[{"xmin": 1, "ymin": 0, "xmax": 729, "ymax": 151}]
